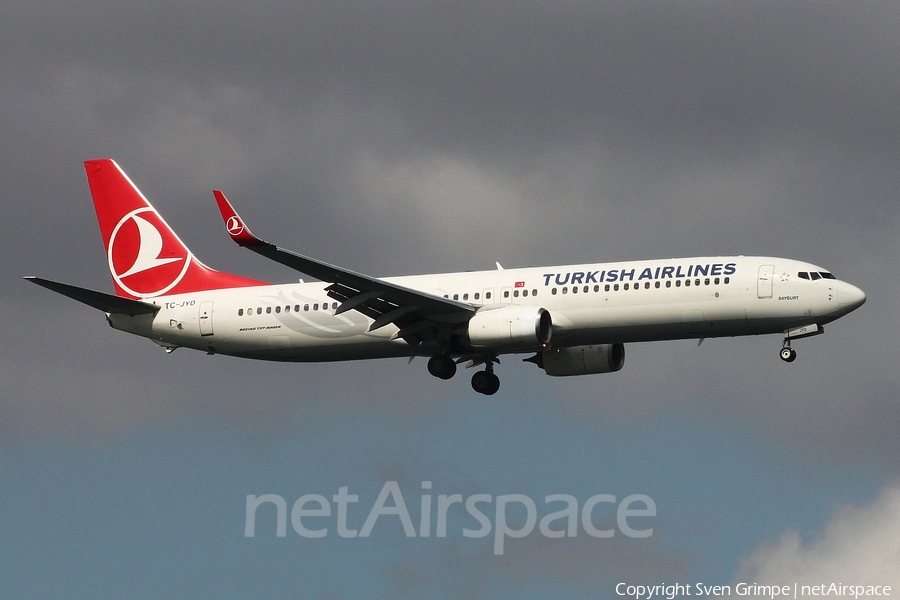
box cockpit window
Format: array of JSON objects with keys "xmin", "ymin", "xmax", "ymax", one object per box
[{"xmin": 799, "ymin": 271, "xmax": 836, "ymax": 280}]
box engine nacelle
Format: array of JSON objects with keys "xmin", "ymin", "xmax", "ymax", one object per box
[
  {"xmin": 467, "ymin": 305, "xmax": 552, "ymax": 349},
  {"xmin": 539, "ymin": 343, "xmax": 625, "ymax": 377}
]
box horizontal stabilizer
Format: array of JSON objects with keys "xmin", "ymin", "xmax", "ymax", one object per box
[{"xmin": 24, "ymin": 277, "xmax": 160, "ymax": 315}]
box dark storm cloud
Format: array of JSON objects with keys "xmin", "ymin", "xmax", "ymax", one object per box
[
  {"xmin": 7, "ymin": 2, "xmax": 900, "ymax": 155},
  {"xmin": 3, "ymin": 1, "xmax": 899, "ymax": 469}
]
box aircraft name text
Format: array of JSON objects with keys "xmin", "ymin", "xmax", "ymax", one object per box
[
  {"xmin": 164, "ymin": 300, "xmax": 197, "ymax": 309},
  {"xmin": 239, "ymin": 325, "xmax": 283, "ymax": 332},
  {"xmin": 542, "ymin": 263, "xmax": 737, "ymax": 287}
]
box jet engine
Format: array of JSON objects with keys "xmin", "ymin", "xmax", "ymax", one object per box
[
  {"xmin": 467, "ymin": 306, "xmax": 552, "ymax": 349},
  {"xmin": 535, "ymin": 343, "xmax": 625, "ymax": 376}
]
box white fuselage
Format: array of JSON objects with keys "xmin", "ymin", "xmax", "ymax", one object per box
[{"xmin": 109, "ymin": 256, "xmax": 864, "ymax": 361}]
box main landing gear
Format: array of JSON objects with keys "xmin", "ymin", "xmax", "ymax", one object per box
[
  {"xmin": 470, "ymin": 365, "xmax": 501, "ymax": 396},
  {"xmin": 427, "ymin": 355, "xmax": 457, "ymax": 380},
  {"xmin": 426, "ymin": 354, "xmax": 501, "ymax": 395}
]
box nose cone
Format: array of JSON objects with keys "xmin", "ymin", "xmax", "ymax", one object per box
[{"xmin": 838, "ymin": 281, "xmax": 867, "ymax": 312}]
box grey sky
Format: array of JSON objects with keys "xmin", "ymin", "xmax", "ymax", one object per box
[
  {"xmin": 6, "ymin": 0, "xmax": 897, "ymax": 446},
  {"xmin": 2, "ymin": 2, "xmax": 898, "ymax": 596}
]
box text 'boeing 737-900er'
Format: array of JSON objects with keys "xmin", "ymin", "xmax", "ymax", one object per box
[{"xmin": 26, "ymin": 159, "xmax": 866, "ymax": 395}]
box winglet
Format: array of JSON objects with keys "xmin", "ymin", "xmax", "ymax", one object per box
[{"xmin": 213, "ymin": 190, "xmax": 268, "ymax": 247}]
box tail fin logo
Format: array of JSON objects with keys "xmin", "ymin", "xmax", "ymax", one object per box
[
  {"xmin": 225, "ymin": 215, "xmax": 245, "ymax": 236},
  {"xmin": 108, "ymin": 208, "xmax": 192, "ymax": 298}
]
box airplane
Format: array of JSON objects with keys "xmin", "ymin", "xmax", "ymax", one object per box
[{"xmin": 26, "ymin": 159, "xmax": 867, "ymax": 395}]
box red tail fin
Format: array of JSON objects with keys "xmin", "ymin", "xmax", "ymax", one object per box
[{"xmin": 84, "ymin": 159, "xmax": 267, "ymax": 299}]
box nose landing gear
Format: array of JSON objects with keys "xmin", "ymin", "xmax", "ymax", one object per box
[
  {"xmin": 779, "ymin": 324, "xmax": 824, "ymax": 363},
  {"xmin": 780, "ymin": 333, "xmax": 798, "ymax": 362},
  {"xmin": 780, "ymin": 345, "xmax": 797, "ymax": 362}
]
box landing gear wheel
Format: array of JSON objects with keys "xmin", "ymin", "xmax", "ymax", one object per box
[
  {"xmin": 486, "ymin": 373, "xmax": 500, "ymax": 395},
  {"xmin": 780, "ymin": 347, "xmax": 797, "ymax": 362},
  {"xmin": 427, "ymin": 355, "xmax": 457, "ymax": 380},
  {"xmin": 471, "ymin": 371, "xmax": 501, "ymax": 395}
]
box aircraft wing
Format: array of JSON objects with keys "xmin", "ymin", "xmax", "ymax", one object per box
[
  {"xmin": 24, "ymin": 277, "xmax": 160, "ymax": 315},
  {"xmin": 213, "ymin": 192, "xmax": 474, "ymax": 343}
]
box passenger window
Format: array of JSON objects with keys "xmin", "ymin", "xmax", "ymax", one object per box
[
  {"xmin": 552, "ymin": 288, "xmax": 557, "ymax": 295},
  {"xmin": 562, "ymin": 287, "xmax": 568, "ymax": 294},
  {"xmin": 705, "ymin": 278, "xmax": 710, "ymax": 286},
  {"xmin": 685, "ymin": 280, "xmax": 690, "ymax": 287},
  {"xmin": 474, "ymin": 293, "xmax": 480, "ymax": 300},
  {"xmin": 614, "ymin": 284, "xmax": 619, "ymax": 291},
  {"xmin": 503, "ymin": 290, "xmax": 510, "ymax": 298},
  {"xmin": 266, "ymin": 307, "xmax": 272, "ymax": 314},
  {"xmin": 666, "ymin": 281, "xmax": 672, "ymax": 288},
  {"xmin": 572, "ymin": 286, "xmax": 578, "ymax": 294},
  {"xmin": 654, "ymin": 281, "xmax": 660, "ymax": 288},
  {"xmin": 644, "ymin": 282, "xmax": 650, "ymax": 289},
  {"xmin": 724, "ymin": 277, "xmax": 730, "ymax": 284},
  {"xmin": 532, "ymin": 290, "xmax": 537, "ymax": 297},
  {"xmin": 257, "ymin": 307, "xmax": 262, "ymax": 315},
  {"xmin": 276, "ymin": 306, "xmax": 282, "ymax": 313},
  {"xmin": 313, "ymin": 303, "xmax": 319, "ymax": 310},
  {"xmin": 514, "ymin": 290, "xmax": 520, "ymax": 297},
  {"xmin": 623, "ymin": 283, "xmax": 629, "ymax": 290},
  {"xmin": 594, "ymin": 285, "xmax": 600, "ymax": 292},
  {"xmin": 453, "ymin": 294, "xmax": 459, "ymax": 300},
  {"xmin": 605, "ymin": 284, "xmax": 610, "ymax": 292},
  {"xmin": 295, "ymin": 305, "xmax": 301, "ymax": 312},
  {"xmin": 463, "ymin": 293, "xmax": 469, "ymax": 300},
  {"xmin": 714, "ymin": 278, "xmax": 720, "ymax": 285},
  {"xmin": 523, "ymin": 290, "xmax": 528, "ymax": 297},
  {"xmin": 238, "ymin": 308, "xmax": 244, "ymax": 316}
]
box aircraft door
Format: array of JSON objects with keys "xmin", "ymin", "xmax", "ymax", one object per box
[
  {"xmin": 199, "ymin": 301, "xmax": 214, "ymax": 336},
  {"xmin": 757, "ymin": 265, "xmax": 775, "ymax": 299}
]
